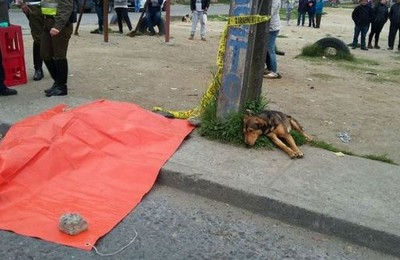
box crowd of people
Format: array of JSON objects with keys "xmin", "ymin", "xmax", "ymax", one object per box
[{"xmin": 351, "ymin": 0, "xmax": 400, "ymax": 51}]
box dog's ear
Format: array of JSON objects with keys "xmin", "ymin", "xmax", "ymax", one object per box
[{"xmin": 256, "ymin": 118, "xmax": 267, "ymax": 129}]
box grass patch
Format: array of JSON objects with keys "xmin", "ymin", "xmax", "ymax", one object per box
[
  {"xmin": 199, "ymin": 94, "xmax": 275, "ymax": 149},
  {"xmin": 207, "ymin": 14, "xmax": 229, "ymax": 22},
  {"xmin": 362, "ymin": 154, "xmax": 396, "ymax": 165},
  {"xmin": 300, "ymin": 44, "xmax": 354, "ymax": 61}
]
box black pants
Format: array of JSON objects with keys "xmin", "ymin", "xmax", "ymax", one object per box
[
  {"xmin": 368, "ymin": 21, "xmax": 386, "ymax": 46},
  {"xmin": 115, "ymin": 8, "xmax": 132, "ymax": 33},
  {"xmin": 0, "ymin": 51, "xmax": 6, "ymax": 90},
  {"xmin": 388, "ymin": 22, "xmax": 400, "ymax": 48}
]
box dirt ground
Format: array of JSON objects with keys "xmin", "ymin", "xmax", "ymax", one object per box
[{"xmin": 19, "ymin": 7, "xmax": 400, "ymax": 164}]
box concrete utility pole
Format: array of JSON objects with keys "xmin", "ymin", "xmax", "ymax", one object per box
[{"xmin": 216, "ymin": 0, "xmax": 271, "ymax": 120}]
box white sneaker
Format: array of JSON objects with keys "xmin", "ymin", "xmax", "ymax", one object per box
[{"xmin": 264, "ymin": 72, "xmax": 281, "ymax": 79}]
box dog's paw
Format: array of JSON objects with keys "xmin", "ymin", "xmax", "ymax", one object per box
[{"xmin": 295, "ymin": 151, "xmax": 304, "ymax": 158}]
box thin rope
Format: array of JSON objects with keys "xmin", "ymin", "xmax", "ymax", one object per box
[{"xmin": 85, "ymin": 228, "xmax": 138, "ymax": 257}]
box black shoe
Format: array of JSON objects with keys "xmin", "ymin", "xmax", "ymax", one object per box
[
  {"xmin": 0, "ymin": 87, "xmax": 18, "ymax": 96},
  {"xmin": 388, "ymin": 47, "xmax": 393, "ymax": 50},
  {"xmin": 351, "ymin": 46, "xmax": 357, "ymax": 49},
  {"xmin": 44, "ymin": 83, "xmax": 57, "ymax": 94},
  {"xmin": 45, "ymin": 85, "xmax": 67, "ymax": 97},
  {"xmin": 33, "ymin": 68, "xmax": 44, "ymax": 81},
  {"xmin": 361, "ymin": 47, "xmax": 368, "ymax": 51}
]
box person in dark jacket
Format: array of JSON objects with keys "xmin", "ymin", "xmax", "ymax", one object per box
[
  {"xmin": 351, "ymin": 0, "xmax": 375, "ymax": 50},
  {"xmin": 307, "ymin": 0, "xmax": 316, "ymax": 27},
  {"xmin": 145, "ymin": 0, "xmax": 163, "ymax": 36},
  {"xmin": 367, "ymin": 0, "xmax": 389, "ymax": 49},
  {"xmin": 388, "ymin": 0, "xmax": 400, "ymax": 50},
  {"xmin": 297, "ymin": 0, "xmax": 308, "ymax": 26}
]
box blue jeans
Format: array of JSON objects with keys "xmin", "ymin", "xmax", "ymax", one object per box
[
  {"xmin": 352, "ymin": 25, "xmax": 369, "ymax": 48},
  {"xmin": 266, "ymin": 30, "xmax": 279, "ymax": 73},
  {"xmin": 135, "ymin": 0, "xmax": 141, "ymax": 12},
  {"xmin": 95, "ymin": 4, "xmax": 104, "ymax": 31},
  {"xmin": 146, "ymin": 8, "xmax": 161, "ymax": 34}
]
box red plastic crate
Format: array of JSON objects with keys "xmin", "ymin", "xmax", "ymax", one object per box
[
  {"xmin": 0, "ymin": 25, "xmax": 25, "ymax": 59},
  {"xmin": 2, "ymin": 56, "xmax": 27, "ymax": 87}
]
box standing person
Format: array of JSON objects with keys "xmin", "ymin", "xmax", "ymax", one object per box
[
  {"xmin": 388, "ymin": 0, "xmax": 400, "ymax": 50},
  {"xmin": 351, "ymin": 0, "xmax": 375, "ymax": 50},
  {"xmin": 264, "ymin": 0, "xmax": 281, "ymax": 79},
  {"xmin": 16, "ymin": 0, "xmax": 44, "ymax": 81},
  {"xmin": 297, "ymin": 0, "xmax": 308, "ymax": 26},
  {"xmin": 0, "ymin": 52, "xmax": 17, "ymax": 96},
  {"xmin": 145, "ymin": 0, "xmax": 163, "ymax": 36},
  {"xmin": 91, "ymin": 0, "xmax": 103, "ymax": 34},
  {"xmin": 315, "ymin": 0, "xmax": 324, "ymax": 28},
  {"xmin": 114, "ymin": 0, "xmax": 132, "ymax": 34},
  {"xmin": 135, "ymin": 0, "xmax": 140, "ymax": 12},
  {"xmin": 368, "ymin": 0, "xmax": 389, "ymax": 49},
  {"xmin": 0, "ymin": 0, "xmax": 17, "ymax": 95},
  {"xmin": 285, "ymin": 0, "xmax": 294, "ymax": 26},
  {"xmin": 40, "ymin": 0, "xmax": 73, "ymax": 97},
  {"xmin": 307, "ymin": 0, "xmax": 316, "ymax": 27},
  {"xmin": 188, "ymin": 0, "xmax": 210, "ymax": 41}
]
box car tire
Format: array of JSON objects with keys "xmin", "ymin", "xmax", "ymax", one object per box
[{"xmin": 314, "ymin": 37, "xmax": 350, "ymax": 56}]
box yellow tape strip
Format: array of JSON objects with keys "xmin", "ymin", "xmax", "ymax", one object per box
[{"xmin": 152, "ymin": 14, "xmax": 270, "ymax": 119}]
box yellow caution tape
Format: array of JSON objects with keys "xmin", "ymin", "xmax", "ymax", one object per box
[
  {"xmin": 152, "ymin": 14, "xmax": 271, "ymax": 120},
  {"xmin": 228, "ymin": 15, "xmax": 271, "ymax": 26}
]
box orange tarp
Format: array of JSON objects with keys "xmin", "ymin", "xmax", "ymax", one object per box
[{"xmin": 0, "ymin": 100, "xmax": 194, "ymax": 250}]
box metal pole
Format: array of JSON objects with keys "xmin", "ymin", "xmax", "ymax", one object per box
[
  {"xmin": 103, "ymin": 0, "xmax": 109, "ymax": 42},
  {"xmin": 165, "ymin": 0, "xmax": 170, "ymax": 42}
]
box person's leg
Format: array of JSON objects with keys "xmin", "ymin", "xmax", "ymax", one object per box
[
  {"xmin": 286, "ymin": 7, "xmax": 292, "ymax": 25},
  {"xmin": 388, "ymin": 22, "xmax": 396, "ymax": 49},
  {"xmin": 122, "ymin": 8, "xmax": 133, "ymax": 31},
  {"xmin": 360, "ymin": 26, "xmax": 369, "ymax": 49},
  {"xmin": 368, "ymin": 24, "xmax": 375, "ymax": 48},
  {"xmin": 297, "ymin": 10, "xmax": 301, "ymax": 26},
  {"xmin": 265, "ymin": 30, "xmax": 280, "ymax": 79},
  {"xmin": 397, "ymin": 26, "xmax": 400, "ymax": 50},
  {"xmin": 374, "ymin": 23, "xmax": 384, "ymax": 48},
  {"xmin": 315, "ymin": 13, "xmax": 321, "ymax": 28},
  {"xmin": 301, "ymin": 12, "xmax": 305, "ymax": 26},
  {"xmin": 28, "ymin": 6, "xmax": 44, "ymax": 81},
  {"xmin": 199, "ymin": 11, "xmax": 206, "ymax": 40},
  {"xmin": 0, "ymin": 51, "xmax": 17, "ymax": 95},
  {"xmin": 97, "ymin": 4, "xmax": 104, "ymax": 32},
  {"xmin": 189, "ymin": 11, "xmax": 199, "ymax": 39},
  {"xmin": 135, "ymin": 0, "xmax": 140, "ymax": 12},
  {"xmin": 115, "ymin": 8, "xmax": 123, "ymax": 33},
  {"xmin": 352, "ymin": 25, "xmax": 361, "ymax": 48},
  {"xmin": 146, "ymin": 11, "xmax": 156, "ymax": 35},
  {"xmin": 46, "ymin": 23, "xmax": 72, "ymax": 97}
]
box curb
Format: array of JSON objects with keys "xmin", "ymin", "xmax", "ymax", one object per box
[{"xmin": 158, "ymin": 163, "xmax": 400, "ymax": 257}]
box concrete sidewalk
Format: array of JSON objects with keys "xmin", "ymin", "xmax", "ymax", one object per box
[{"xmin": 1, "ymin": 96, "xmax": 400, "ymax": 257}]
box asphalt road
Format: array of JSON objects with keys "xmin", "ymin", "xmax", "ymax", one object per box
[
  {"xmin": 9, "ymin": 4, "xmax": 230, "ymax": 28},
  {"xmin": 0, "ymin": 185, "xmax": 395, "ymax": 259}
]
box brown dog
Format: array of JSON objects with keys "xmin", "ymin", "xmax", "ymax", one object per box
[{"xmin": 243, "ymin": 110, "xmax": 313, "ymax": 158}]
